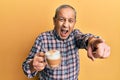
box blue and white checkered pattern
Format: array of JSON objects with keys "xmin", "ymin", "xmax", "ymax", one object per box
[{"xmin": 22, "ymin": 29, "xmax": 95, "ymax": 80}]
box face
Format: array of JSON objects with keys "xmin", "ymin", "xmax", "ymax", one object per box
[{"xmin": 53, "ymin": 7, "xmax": 76, "ymax": 39}]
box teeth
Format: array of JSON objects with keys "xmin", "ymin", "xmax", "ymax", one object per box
[
  {"xmin": 63, "ymin": 30, "xmax": 67, "ymax": 34},
  {"xmin": 61, "ymin": 29, "xmax": 68, "ymax": 34}
]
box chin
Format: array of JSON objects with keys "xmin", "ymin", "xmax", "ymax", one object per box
[{"xmin": 60, "ymin": 36, "xmax": 68, "ymax": 40}]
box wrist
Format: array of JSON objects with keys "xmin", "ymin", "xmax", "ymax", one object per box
[
  {"xmin": 88, "ymin": 37, "xmax": 97, "ymax": 45},
  {"xmin": 88, "ymin": 37, "xmax": 103, "ymax": 52},
  {"xmin": 29, "ymin": 60, "xmax": 36, "ymax": 73}
]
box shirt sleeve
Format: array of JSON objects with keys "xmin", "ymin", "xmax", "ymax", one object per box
[
  {"xmin": 74, "ymin": 29, "xmax": 99, "ymax": 49},
  {"xmin": 22, "ymin": 35, "xmax": 42, "ymax": 78}
]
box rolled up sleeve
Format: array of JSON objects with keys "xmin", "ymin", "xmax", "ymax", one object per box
[
  {"xmin": 74, "ymin": 29, "xmax": 99, "ymax": 49},
  {"xmin": 22, "ymin": 59, "xmax": 38, "ymax": 78}
]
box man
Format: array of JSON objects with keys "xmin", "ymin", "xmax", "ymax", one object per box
[{"xmin": 22, "ymin": 4, "xmax": 110, "ymax": 80}]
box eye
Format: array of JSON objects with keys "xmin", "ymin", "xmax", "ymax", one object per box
[
  {"xmin": 69, "ymin": 19, "xmax": 73, "ymax": 23},
  {"xmin": 58, "ymin": 18, "xmax": 65, "ymax": 22},
  {"xmin": 68, "ymin": 19, "xmax": 75, "ymax": 23}
]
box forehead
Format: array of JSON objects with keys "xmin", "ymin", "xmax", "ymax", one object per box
[{"xmin": 57, "ymin": 8, "xmax": 75, "ymax": 18}]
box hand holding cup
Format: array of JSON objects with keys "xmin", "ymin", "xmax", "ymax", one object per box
[{"xmin": 32, "ymin": 52, "xmax": 46, "ymax": 71}]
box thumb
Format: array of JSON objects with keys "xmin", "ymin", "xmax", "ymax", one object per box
[
  {"xmin": 87, "ymin": 45, "xmax": 95, "ymax": 61},
  {"xmin": 37, "ymin": 52, "xmax": 45, "ymax": 57}
]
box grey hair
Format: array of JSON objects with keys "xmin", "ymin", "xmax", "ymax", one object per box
[{"xmin": 54, "ymin": 4, "xmax": 76, "ymax": 19}]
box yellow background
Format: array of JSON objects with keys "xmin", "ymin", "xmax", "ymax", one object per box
[{"xmin": 0, "ymin": 0, "xmax": 120, "ymax": 80}]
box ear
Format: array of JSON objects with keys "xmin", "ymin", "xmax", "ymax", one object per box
[{"xmin": 53, "ymin": 17, "xmax": 56, "ymax": 25}]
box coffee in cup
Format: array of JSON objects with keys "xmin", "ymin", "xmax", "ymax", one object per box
[{"xmin": 45, "ymin": 50, "xmax": 61, "ymax": 68}]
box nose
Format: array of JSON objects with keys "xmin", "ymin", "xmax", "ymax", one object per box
[{"xmin": 63, "ymin": 20, "xmax": 69, "ymax": 28}]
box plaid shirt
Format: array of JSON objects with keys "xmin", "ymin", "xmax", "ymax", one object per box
[{"xmin": 22, "ymin": 29, "xmax": 96, "ymax": 80}]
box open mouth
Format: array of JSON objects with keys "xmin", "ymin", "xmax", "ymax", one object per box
[
  {"xmin": 60, "ymin": 28, "xmax": 69, "ymax": 38},
  {"xmin": 61, "ymin": 29, "xmax": 68, "ymax": 34}
]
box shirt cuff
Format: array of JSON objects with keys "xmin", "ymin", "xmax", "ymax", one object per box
[{"xmin": 22, "ymin": 59, "xmax": 38, "ymax": 78}]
